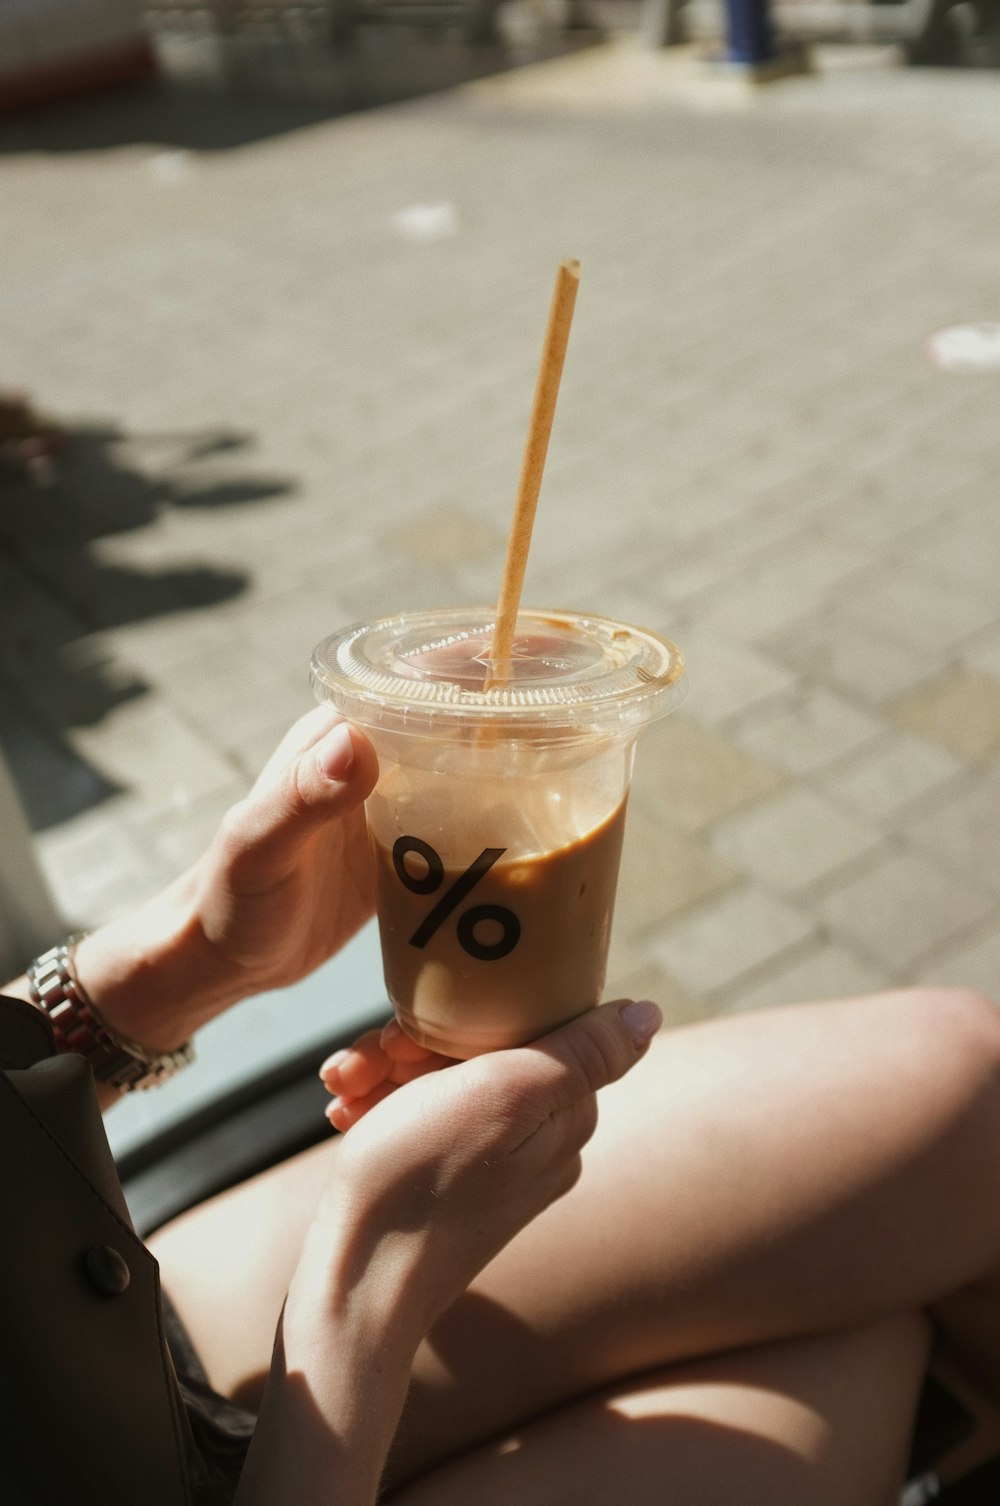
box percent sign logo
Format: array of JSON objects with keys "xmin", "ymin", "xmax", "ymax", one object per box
[{"xmin": 392, "ymin": 836, "xmax": 521, "ymax": 961}]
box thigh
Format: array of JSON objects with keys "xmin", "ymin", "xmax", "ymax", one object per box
[
  {"xmin": 387, "ymin": 1315, "xmax": 932, "ymax": 1506},
  {"xmin": 152, "ymin": 988, "xmax": 1000, "ymax": 1446},
  {"xmin": 393, "ymin": 986, "xmax": 1000, "ymax": 1473},
  {"xmin": 148, "ymin": 1132, "xmax": 333, "ymax": 1407}
]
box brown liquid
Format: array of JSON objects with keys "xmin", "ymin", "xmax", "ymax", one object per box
[{"xmin": 372, "ymin": 798, "xmax": 628, "ymax": 1058}]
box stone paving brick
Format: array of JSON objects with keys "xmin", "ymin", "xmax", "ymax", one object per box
[
  {"xmin": 889, "ymin": 669, "xmax": 1000, "ymax": 767},
  {"xmin": 639, "ymin": 516, "xmax": 812, "ymax": 609},
  {"xmin": 69, "ymin": 699, "xmax": 238, "ymax": 809},
  {"xmin": 382, "ymin": 502, "xmax": 508, "ymax": 572},
  {"xmin": 35, "ymin": 803, "xmax": 177, "ymax": 927},
  {"xmin": 528, "ymin": 541, "xmax": 684, "ymax": 630},
  {"xmin": 717, "ymin": 941, "xmax": 890, "ymax": 1016},
  {"xmin": 903, "ymin": 501, "xmax": 1000, "ymax": 600},
  {"xmin": 816, "ymin": 850, "xmax": 994, "ymax": 974},
  {"xmin": 330, "ymin": 555, "xmax": 472, "ymax": 623},
  {"xmin": 963, "ymin": 626, "xmax": 1000, "ymax": 682},
  {"xmin": 691, "ymin": 543, "xmax": 871, "ymax": 645},
  {"xmin": 837, "ymin": 566, "xmax": 1000, "ymax": 657},
  {"xmin": 767, "ymin": 612, "xmax": 943, "ymax": 706},
  {"xmin": 0, "ymin": 565, "xmax": 93, "ymax": 695},
  {"xmin": 635, "ymin": 714, "xmax": 787, "ymax": 835},
  {"xmin": 908, "ymin": 769, "xmax": 1000, "ymax": 899},
  {"xmin": 6, "ymin": 635, "xmax": 147, "ymax": 740},
  {"xmin": 240, "ymin": 584, "xmax": 372, "ymax": 673},
  {"xmin": 822, "ymin": 731, "xmax": 965, "ymax": 824},
  {"xmin": 0, "ymin": 685, "xmax": 118, "ymax": 831},
  {"xmin": 100, "ymin": 610, "xmax": 254, "ymax": 678},
  {"xmin": 122, "ymin": 779, "xmax": 249, "ymax": 875},
  {"xmin": 712, "ymin": 789, "xmax": 883, "ymax": 896},
  {"xmin": 650, "ymin": 884, "xmax": 815, "ymax": 997},
  {"xmin": 922, "ymin": 924, "xmax": 1000, "ymax": 997},
  {"xmin": 733, "ymin": 687, "xmax": 883, "ymax": 775},
  {"xmin": 670, "ymin": 632, "xmax": 794, "ymax": 726},
  {"xmin": 155, "ymin": 648, "xmax": 317, "ymax": 756},
  {"xmin": 617, "ymin": 804, "xmax": 737, "ymax": 934},
  {"xmin": 847, "ymin": 442, "xmax": 992, "ymax": 516}
]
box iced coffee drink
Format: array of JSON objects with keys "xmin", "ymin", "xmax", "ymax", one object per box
[
  {"xmin": 368, "ymin": 773, "xmax": 628, "ymax": 1055},
  {"xmin": 311, "ymin": 609, "xmax": 684, "ymax": 1058}
]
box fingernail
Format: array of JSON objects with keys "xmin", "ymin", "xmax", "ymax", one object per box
[
  {"xmin": 618, "ymin": 999, "xmax": 662, "ymax": 1048},
  {"xmin": 316, "ymin": 723, "xmax": 354, "ymax": 783},
  {"xmin": 319, "ymin": 1049, "xmax": 348, "ymax": 1079},
  {"xmin": 324, "ymin": 1097, "xmax": 342, "ymax": 1121}
]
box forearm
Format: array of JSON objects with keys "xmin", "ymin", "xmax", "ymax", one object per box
[
  {"xmin": 69, "ymin": 872, "xmax": 239, "ymax": 1053},
  {"xmin": 235, "ymin": 1323, "xmax": 412, "ymax": 1506},
  {"xmin": 3, "ymin": 709, "xmax": 380, "ymax": 1114},
  {"xmin": 234, "ymin": 1224, "xmax": 421, "ymax": 1506}
]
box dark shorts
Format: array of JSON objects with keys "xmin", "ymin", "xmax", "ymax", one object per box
[{"xmin": 163, "ymin": 1291, "xmax": 256, "ymax": 1504}]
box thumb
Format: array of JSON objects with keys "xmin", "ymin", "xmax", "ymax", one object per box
[
  {"xmin": 518, "ymin": 998, "xmax": 663, "ymax": 1111},
  {"xmin": 230, "ymin": 719, "xmax": 379, "ymax": 872},
  {"xmin": 277, "ymin": 718, "xmax": 379, "ymax": 827}
]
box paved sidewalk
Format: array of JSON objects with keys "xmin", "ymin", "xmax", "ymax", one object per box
[{"xmin": 2, "ymin": 36, "xmax": 1000, "ymax": 1025}]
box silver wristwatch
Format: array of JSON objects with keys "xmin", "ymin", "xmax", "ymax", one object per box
[{"xmin": 27, "ymin": 942, "xmax": 194, "ymax": 1092}]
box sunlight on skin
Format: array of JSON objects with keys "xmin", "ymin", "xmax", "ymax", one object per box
[{"xmin": 319, "ymin": 1019, "xmax": 450, "ymax": 1131}]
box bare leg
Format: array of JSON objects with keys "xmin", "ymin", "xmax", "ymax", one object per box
[
  {"xmin": 388, "ymin": 1315, "xmax": 931, "ymax": 1506},
  {"xmin": 150, "ymin": 987, "xmax": 1000, "ymax": 1474}
]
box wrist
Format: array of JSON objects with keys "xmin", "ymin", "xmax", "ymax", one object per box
[
  {"xmin": 23, "ymin": 941, "xmax": 194, "ymax": 1097},
  {"xmin": 72, "ymin": 882, "xmax": 238, "ymax": 1054}
]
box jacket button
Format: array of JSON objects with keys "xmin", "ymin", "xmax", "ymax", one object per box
[{"xmin": 83, "ymin": 1244, "xmax": 131, "ymax": 1296}]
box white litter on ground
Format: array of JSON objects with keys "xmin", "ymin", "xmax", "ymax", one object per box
[
  {"xmin": 148, "ymin": 151, "xmax": 196, "ymax": 184},
  {"xmin": 925, "ymin": 323, "xmax": 1000, "ymax": 373},
  {"xmin": 389, "ymin": 202, "xmax": 460, "ymax": 241}
]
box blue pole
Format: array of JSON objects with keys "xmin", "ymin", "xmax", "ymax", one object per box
[{"xmin": 721, "ymin": 0, "xmax": 776, "ymax": 63}]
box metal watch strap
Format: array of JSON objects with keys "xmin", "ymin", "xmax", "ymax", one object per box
[{"xmin": 26, "ymin": 943, "xmax": 194, "ymax": 1092}]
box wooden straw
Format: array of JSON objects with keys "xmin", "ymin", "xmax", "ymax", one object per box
[{"xmin": 485, "ymin": 259, "xmax": 581, "ymax": 691}]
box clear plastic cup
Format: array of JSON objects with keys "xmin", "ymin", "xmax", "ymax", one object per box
[{"xmin": 310, "ymin": 608, "xmax": 685, "ymax": 1058}]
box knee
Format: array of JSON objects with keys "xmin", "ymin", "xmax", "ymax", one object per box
[
  {"xmin": 928, "ymin": 985, "xmax": 1000, "ymax": 1062},
  {"xmin": 901, "ymin": 984, "xmax": 1000, "ymax": 1112}
]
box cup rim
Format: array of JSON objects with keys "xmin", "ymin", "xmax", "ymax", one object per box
[{"xmin": 310, "ymin": 607, "xmax": 685, "ymax": 737}]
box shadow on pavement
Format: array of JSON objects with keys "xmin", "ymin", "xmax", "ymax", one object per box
[
  {"xmin": 0, "ymin": 18, "xmax": 603, "ymax": 155},
  {"xmin": 0, "ymin": 421, "xmax": 290, "ymax": 827}
]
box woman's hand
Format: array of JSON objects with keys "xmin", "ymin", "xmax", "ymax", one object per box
[
  {"xmin": 73, "ymin": 708, "xmax": 380, "ymax": 1058},
  {"xmin": 245, "ymin": 1001, "xmax": 661, "ymax": 1506},
  {"xmin": 306, "ymin": 999, "xmax": 664, "ymax": 1342},
  {"xmin": 319, "ymin": 1018, "xmax": 451, "ymax": 1131},
  {"xmin": 186, "ymin": 708, "xmax": 379, "ymax": 991}
]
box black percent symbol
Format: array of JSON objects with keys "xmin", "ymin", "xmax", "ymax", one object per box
[{"xmin": 392, "ymin": 836, "xmax": 521, "ymax": 962}]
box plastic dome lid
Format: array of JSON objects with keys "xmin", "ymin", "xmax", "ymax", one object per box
[{"xmin": 310, "ymin": 607, "xmax": 685, "ymax": 738}]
